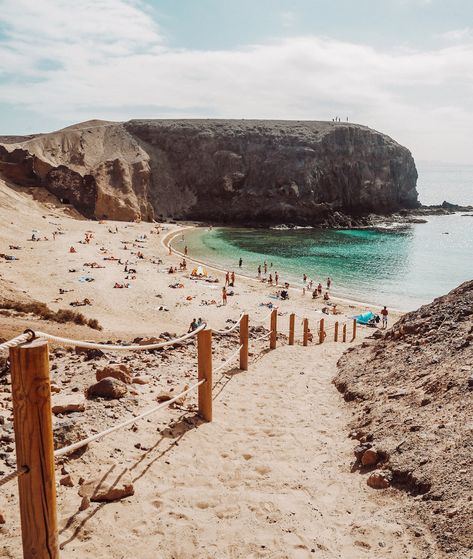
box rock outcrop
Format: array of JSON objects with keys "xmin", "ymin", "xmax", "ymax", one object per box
[
  {"xmin": 0, "ymin": 119, "xmax": 419, "ymax": 225},
  {"xmin": 335, "ymin": 281, "xmax": 473, "ymax": 558}
]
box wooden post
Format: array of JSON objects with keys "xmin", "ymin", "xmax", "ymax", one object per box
[
  {"xmin": 343, "ymin": 323, "xmax": 347, "ymax": 342},
  {"xmin": 198, "ymin": 329, "xmax": 213, "ymax": 422},
  {"xmin": 288, "ymin": 313, "xmax": 295, "ymax": 346},
  {"xmin": 9, "ymin": 339, "xmax": 59, "ymax": 559},
  {"xmin": 303, "ymin": 319, "xmax": 309, "ymax": 346},
  {"xmin": 334, "ymin": 321, "xmax": 339, "ymax": 342},
  {"xmin": 352, "ymin": 318, "xmax": 357, "ymax": 341},
  {"xmin": 270, "ymin": 309, "xmax": 277, "ymax": 350},
  {"xmin": 239, "ymin": 313, "xmax": 249, "ymax": 371},
  {"xmin": 319, "ymin": 318, "xmax": 325, "ymax": 344}
]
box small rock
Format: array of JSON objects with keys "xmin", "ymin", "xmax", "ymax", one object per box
[
  {"xmin": 50, "ymin": 383, "xmax": 61, "ymax": 394},
  {"xmin": 132, "ymin": 375, "xmax": 151, "ymax": 385},
  {"xmin": 75, "ymin": 347, "xmax": 105, "ymax": 361},
  {"xmin": 96, "ymin": 364, "xmax": 132, "ymax": 384},
  {"xmin": 157, "ymin": 391, "xmax": 172, "ymax": 403},
  {"xmin": 60, "ymin": 474, "xmax": 74, "ymax": 487},
  {"xmin": 361, "ymin": 448, "xmax": 379, "ymax": 466},
  {"xmin": 367, "ymin": 471, "xmax": 392, "ymax": 489},
  {"xmin": 87, "ymin": 378, "xmax": 128, "ymax": 399},
  {"xmin": 52, "ymin": 394, "xmax": 86, "ymax": 415},
  {"xmin": 78, "ymin": 467, "xmax": 134, "ymax": 502},
  {"xmin": 0, "ymin": 510, "xmax": 5, "ymax": 524}
]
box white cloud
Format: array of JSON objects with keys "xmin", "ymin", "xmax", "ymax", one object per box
[
  {"xmin": 440, "ymin": 27, "xmax": 473, "ymax": 43},
  {"xmin": 0, "ymin": 0, "xmax": 472, "ymax": 163}
]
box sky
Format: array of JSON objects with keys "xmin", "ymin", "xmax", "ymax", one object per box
[{"xmin": 0, "ymin": 0, "xmax": 472, "ymax": 163}]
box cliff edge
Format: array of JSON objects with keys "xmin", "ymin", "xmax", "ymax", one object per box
[{"xmin": 0, "ymin": 119, "xmax": 419, "ymax": 224}]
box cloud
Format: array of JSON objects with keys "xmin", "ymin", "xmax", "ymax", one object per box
[
  {"xmin": 0, "ymin": 0, "xmax": 472, "ymax": 163},
  {"xmin": 440, "ymin": 27, "xmax": 473, "ymax": 43}
]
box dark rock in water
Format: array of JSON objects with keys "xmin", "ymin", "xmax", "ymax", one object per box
[{"xmin": 0, "ymin": 119, "xmax": 419, "ymax": 225}]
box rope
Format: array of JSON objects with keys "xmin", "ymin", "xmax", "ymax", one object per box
[
  {"xmin": 34, "ymin": 323, "xmax": 206, "ymax": 352},
  {"xmin": 253, "ymin": 331, "xmax": 271, "ymax": 342},
  {"xmin": 214, "ymin": 344, "xmax": 243, "ymax": 374},
  {"xmin": 214, "ymin": 313, "xmax": 244, "ymax": 335},
  {"xmin": 0, "ymin": 331, "xmax": 34, "ymax": 352},
  {"xmin": 254, "ymin": 309, "xmax": 275, "ymax": 324},
  {"xmin": 0, "ymin": 466, "xmax": 28, "ymax": 488},
  {"xmin": 54, "ymin": 379, "xmax": 205, "ymax": 457}
]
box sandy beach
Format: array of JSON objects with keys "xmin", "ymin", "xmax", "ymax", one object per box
[{"xmin": 0, "ymin": 185, "xmax": 434, "ymax": 558}]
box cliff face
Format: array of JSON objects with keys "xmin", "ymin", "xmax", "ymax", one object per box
[{"xmin": 0, "ymin": 119, "xmax": 418, "ymax": 224}]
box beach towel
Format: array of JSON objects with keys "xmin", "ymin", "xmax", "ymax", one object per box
[{"xmin": 354, "ymin": 311, "xmax": 375, "ymax": 325}]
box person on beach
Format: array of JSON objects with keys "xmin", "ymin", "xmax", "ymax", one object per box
[
  {"xmin": 239, "ymin": 258, "xmax": 242, "ymax": 268},
  {"xmin": 381, "ymin": 306, "xmax": 389, "ymax": 328},
  {"xmin": 318, "ymin": 283, "xmax": 323, "ymax": 295},
  {"xmin": 225, "ymin": 271, "xmax": 230, "ymax": 286},
  {"xmin": 303, "ymin": 273, "xmax": 307, "ymax": 283},
  {"xmin": 188, "ymin": 318, "xmax": 198, "ymax": 332},
  {"xmin": 264, "ymin": 262, "xmax": 267, "ymax": 274},
  {"xmin": 324, "ymin": 291, "xmax": 330, "ymax": 301},
  {"xmin": 257, "ymin": 265, "xmax": 261, "ymax": 279},
  {"xmin": 327, "ymin": 277, "xmax": 331, "ymax": 289},
  {"xmin": 222, "ymin": 286, "xmax": 227, "ymax": 305},
  {"xmin": 268, "ymin": 273, "xmax": 273, "ymax": 286},
  {"xmin": 275, "ymin": 272, "xmax": 279, "ymax": 285},
  {"xmin": 231, "ymin": 271, "xmax": 235, "ymax": 286},
  {"xmin": 312, "ymin": 288, "xmax": 318, "ymax": 299},
  {"xmin": 184, "ymin": 245, "xmax": 188, "ymax": 256}
]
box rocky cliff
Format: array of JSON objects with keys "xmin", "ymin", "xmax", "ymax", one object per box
[
  {"xmin": 0, "ymin": 119, "xmax": 419, "ymax": 224},
  {"xmin": 335, "ymin": 281, "xmax": 473, "ymax": 558}
]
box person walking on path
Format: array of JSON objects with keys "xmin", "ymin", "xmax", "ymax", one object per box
[
  {"xmin": 381, "ymin": 306, "xmax": 389, "ymax": 329},
  {"xmin": 222, "ymin": 286, "xmax": 228, "ymax": 305}
]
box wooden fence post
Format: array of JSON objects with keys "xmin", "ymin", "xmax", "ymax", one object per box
[
  {"xmin": 239, "ymin": 313, "xmax": 249, "ymax": 371},
  {"xmin": 334, "ymin": 321, "xmax": 339, "ymax": 342},
  {"xmin": 343, "ymin": 323, "xmax": 347, "ymax": 342},
  {"xmin": 319, "ymin": 318, "xmax": 325, "ymax": 344},
  {"xmin": 270, "ymin": 309, "xmax": 277, "ymax": 350},
  {"xmin": 9, "ymin": 339, "xmax": 59, "ymax": 559},
  {"xmin": 288, "ymin": 313, "xmax": 295, "ymax": 346},
  {"xmin": 303, "ymin": 319, "xmax": 309, "ymax": 346},
  {"xmin": 198, "ymin": 329, "xmax": 213, "ymax": 422},
  {"xmin": 352, "ymin": 318, "xmax": 357, "ymax": 341}
]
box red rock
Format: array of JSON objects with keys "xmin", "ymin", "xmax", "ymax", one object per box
[
  {"xmin": 96, "ymin": 364, "xmax": 132, "ymax": 384},
  {"xmin": 367, "ymin": 471, "xmax": 392, "ymax": 489},
  {"xmin": 60, "ymin": 474, "xmax": 74, "ymax": 487},
  {"xmin": 361, "ymin": 448, "xmax": 379, "ymax": 466},
  {"xmin": 52, "ymin": 394, "xmax": 86, "ymax": 415},
  {"xmin": 87, "ymin": 378, "xmax": 128, "ymax": 399}
]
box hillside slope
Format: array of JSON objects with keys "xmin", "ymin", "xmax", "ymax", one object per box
[
  {"xmin": 335, "ymin": 281, "xmax": 473, "ymax": 558},
  {"xmin": 0, "ymin": 119, "xmax": 418, "ymax": 225}
]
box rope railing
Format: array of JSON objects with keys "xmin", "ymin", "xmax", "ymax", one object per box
[
  {"xmin": 54, "ymin": 379, "xmax": 206, "ymax": 457},
  {"xmin": 34, "ymin": 323, "xmax": 206, "ymax": 351},
  {"xmin": 214, "ymin": 344, "xmax": 244, "ymax": 374},
  {"xmin": 253, "ymin": 331, "xmax": 271, "ymax": 342},
  {"xmin": 0, "ymin": 466, "xmax": 29, "ymax": 488},
  {"xmin": 0, "ymin": 331, "xmax": 34, "ymax": 352},
  {"xmin": 213, "ymin": 313, "xmax": 245, "ymax": 335}
]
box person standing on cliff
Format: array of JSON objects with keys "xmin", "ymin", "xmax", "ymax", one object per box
[
  {"xmin": 381, "ymin": 306, "xmax": 389, "ymax": 329},
  {"xmin": 239, "ymin": 258, "xmax": 242, "ymax": 268}
]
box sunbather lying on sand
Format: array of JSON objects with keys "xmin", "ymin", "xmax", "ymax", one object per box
[
  {"xmin": 114, "ymin": 282, "xmax": 131, "ymax": 289},
  {"xmin": 9, "ymin": 245, "xmax": 21, "ymax": 250},
  {"xmin": 70, "ymin": 298, "xmax": 92, "ymax": 307}
]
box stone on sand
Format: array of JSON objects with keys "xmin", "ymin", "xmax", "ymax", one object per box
[
  {"xmin": 78, "ymin": 468, "xmax": 134, "ymax": 502},
  {"xmin": 87, "ymin": 377, "xmax": 128, "ymax": 399},
  {"xmin": 96, "ymin": 364, "xmax": 132, "ymax": 384},
  {"xmin": 367, "ymin": 471, "xmax": 392, "ymax": 489},
  {"xmin": 52, "ymin": 394, "xmax": 86, "ymax": 415}
]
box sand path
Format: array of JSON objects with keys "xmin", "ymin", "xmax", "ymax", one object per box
[{"xmin": 56, "ymin": 342, "xmax": 424, "ymax": 559}]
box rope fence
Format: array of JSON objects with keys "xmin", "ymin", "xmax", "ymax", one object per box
[{"xmin": 0, "ymin": 306, "xmax": 358, "ymax": 559}]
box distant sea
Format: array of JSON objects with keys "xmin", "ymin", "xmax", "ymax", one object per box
[{"xmin": 180, "ymin": 162, "xmax": 473, "ymax": 311}]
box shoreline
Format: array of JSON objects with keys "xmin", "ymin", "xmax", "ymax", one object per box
[{"xmin": 163, "ymin": 225, "xmax": 408, "ymax": 315}]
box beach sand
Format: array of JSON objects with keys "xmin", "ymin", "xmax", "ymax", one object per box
[{"xmin": 0, "ymin": 184, "xmax": 433, "ymax": 558}]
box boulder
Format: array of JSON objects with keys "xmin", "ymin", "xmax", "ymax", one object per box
[
  {"xmin": 87, "ymin": 377, "xmax": 128, "ymax": 399},
  {"xmin": 52, "ymin": 394, "xmax": 86, "ymax": 415},
  {"xmin": 367, "ymin": 471, "xmax": 392, "ymax": 489},
  {"xmin": 78, "ymin": 467, "xmax": 134, "ymax": 502},
  {"xmin": 157, "ymin": 391, "xmax": 172, "ymax": 403},
  {"xmin": 96, "ymin": 364, "xmax": 132, "ymax": 384}
]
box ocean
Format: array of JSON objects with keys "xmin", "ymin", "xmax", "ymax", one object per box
[{"xmin": 178, "ymin": 162, "xmax": 473, "ymax": 311}]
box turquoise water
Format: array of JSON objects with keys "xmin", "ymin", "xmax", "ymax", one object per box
[
  {"xmin": 178, "ymin": 162, "xmax": 473, "ymax": 311},
  {"xmin": 180, "ymin": 214, "xmax": 472, "ymax": 311}
]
